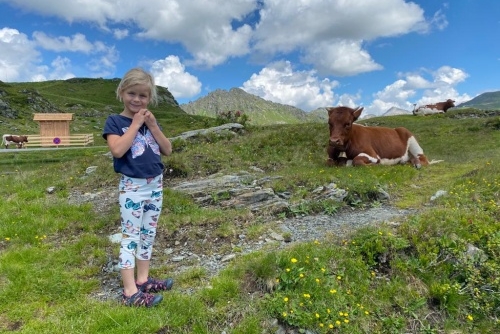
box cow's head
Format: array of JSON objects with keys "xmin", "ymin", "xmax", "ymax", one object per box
[{"xmin": 327, "ymin": 106, "xmax": 363, "ymax": 149}]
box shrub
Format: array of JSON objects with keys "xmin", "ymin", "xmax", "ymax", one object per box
[{"xmin": 215, "ymin": 110, "xmax": 250, "ymax": 126}]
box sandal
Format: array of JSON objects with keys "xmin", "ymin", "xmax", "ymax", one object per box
[
  {"xmin": 136, "ymin": 277, "xmax": 174, "ymax": 293},
  {"xmin": 122, "ymin": 290, "xmax": 163, "ymax": 307}
]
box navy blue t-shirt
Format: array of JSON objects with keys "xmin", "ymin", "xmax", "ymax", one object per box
[{"xmin": 102, "ymin": 114, "xmax": 164, "ymax": 178}]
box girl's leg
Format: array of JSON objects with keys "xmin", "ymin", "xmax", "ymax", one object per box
[
  {"xmin": 118, "ymin": 175, "xmax": 144, "ymax": 297},
  {"xmin": 136, "ymin": 174, "xmax": 163, "ymax": 285},
  {"xmin": 136, "ymin": 259, "xmax": 151, "ymax": 284},
  {"xmin": 121, "ymin": 268, "xmax": 138, "ymax": 297}
]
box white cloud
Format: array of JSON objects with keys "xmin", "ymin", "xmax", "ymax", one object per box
[
  {"xmin": 337, "ymin": 92, "xmax": 362, "ymax": 109},
  {"xmin": 0, "ymin": 26, "xmax": 119, "ymax": 81},
  {"xmin": 33, "ymin": 32, "xmax": 95, "ymax": 53},
  {"xmin": 302, "ymin": 40, "xmax": 383, "ymax": 76},
  {"xmin": 254, "ymin": 0, "xmax": 425, "ymax": 50},
  {"xmin": 47, "ymin": 56, "xmax": 74, "ymax": 80},
  {"xmin": 113, "ymin": 29, "xmax": 128, "ymax": 40},
  {"xmin": 0, "ymin": 28, "xmax": 41, "ymax": 81},
  {"xmin": 241, "ymin": 60, "xmax": 338, "ymax": 111},
  {"xmin": 1, "ymin": 0, "xmax": 115, "ymax": 27},
  {"xmin": 252, "ymin": 0, "xmax": 425, "ymax": 76},
  {"xmin": 433, "ymin": 66, "xmax": 468, "ymax": 85},
  {"xmin": 150, "ymin": 55, "xmax": 202, "ymax": 98},
  {"xmin": 86, "ymin": 45, "xmax": 119, "ymax": 78},
  {"xmin": 1, "ymin": 1, "xmax": 256, "ymax": 67},
  {"xmin": 133, "ymin": 1, "xmax": 256, "ymax": 68},
  {"xmin": 33, "ymin": 31, "xmax": 118, "ymax": 78}
]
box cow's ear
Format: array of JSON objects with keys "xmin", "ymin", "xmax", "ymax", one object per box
[
  {"xmin": 327, "ymin": 107, "xmax": 334, "ymax": 116},
  {"xmin": 353, "ymin": 107, "xmax": 363, "ymax": 120}
]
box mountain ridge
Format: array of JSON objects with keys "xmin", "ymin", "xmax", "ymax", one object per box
[
  {"xmin": 457, "ymin": 91, "xmax": 500, "ymax": 109},
  {"xmin": 180, "ymin": 88, "xmax": 325, "ymax": 125}
]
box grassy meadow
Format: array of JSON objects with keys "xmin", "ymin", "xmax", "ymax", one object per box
[{"xmin": 0, "ymin": 109, "xmax": 499, "ymax": 333}]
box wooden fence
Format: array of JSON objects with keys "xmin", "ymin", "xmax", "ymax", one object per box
[{"xmin": 24, "ymin": 134, "xmax": 94, "ymax": 147}]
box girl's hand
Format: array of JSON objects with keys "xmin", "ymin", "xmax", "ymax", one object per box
[{"xmin": 144, "ymin": 110, "xmax": 158, "ymax": 127}]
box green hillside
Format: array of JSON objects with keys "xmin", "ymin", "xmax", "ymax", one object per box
[
  {"xmin": 458, "ymin": 90, "xmax": 500, "ymax": 109},
  {"xmin": 0, "ymin": 78, "xmax": 216, "ymax": 144}
]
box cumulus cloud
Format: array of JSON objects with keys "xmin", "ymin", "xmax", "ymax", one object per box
[
  {"xmin": 0, "ymin": 27, "xmax": 42, "ymax": 81},
  {"xmin": 302, "ymin": 40, "xmax": 383, "ymax": 76},
  {"xmin": 150, "ymin": 55, "xmax": 202, "ymax": 98},
  {"xmin": 133, "ymin": 1, "xmax": 255, "ymax": 68},
  {"xmin": 252, "ymin": 0, "xmax": 425, "ymax": 76},
  {"xmin": 33, "ymin": 32, "xmax": 95, "ymax": 53},
  {"xmin": 0, "ymin": 27, "xmax": 119, "ymax": 81},
  {"xmin": 113, "ymin": 29, "xmax": 128, "ymax": 40},
  {"xmin": 33, "ymin": 31, "xmax": 119, "ymax": 78},
  {"xmin": 47, "ymin": 56, "xmax": 74, "ymax": 80},
  {"xmin": 86, "ymin": 45, "xmax": 119, "ymax": 78},
  {"xmin": 241, "ymin": 60, "xmax": 338, "ymax": 111}
]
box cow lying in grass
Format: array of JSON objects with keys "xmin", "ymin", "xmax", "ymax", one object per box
[
  {"xmin": 413, "ymin": 99, "xmax": 455, "ymax": 116},
  {"xmin": 326, "ymin": 106, "xmax": 429, "ymax": 168}
]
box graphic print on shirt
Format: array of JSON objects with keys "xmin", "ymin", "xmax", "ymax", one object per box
[{"xmin": 122, "ymin": 126, "xmax": 161, "ymax": 158}]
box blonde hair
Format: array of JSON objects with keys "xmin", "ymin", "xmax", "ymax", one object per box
[{"xmin": 116, "ymin": 67, "xmax": 158, "ymax": 106}]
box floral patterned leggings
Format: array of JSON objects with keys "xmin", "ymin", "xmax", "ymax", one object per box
[{"xmin": 118, "ymin": 174, "xmax": 163, "ymax": 269}]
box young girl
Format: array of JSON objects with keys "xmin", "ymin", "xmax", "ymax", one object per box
[{"xmin": 103, "ymin": 68, "xmax": 173, "ymax": 307}]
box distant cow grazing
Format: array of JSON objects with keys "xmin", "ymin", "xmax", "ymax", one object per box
[
  {"xmin": 327, "ymin": 106, "xmax": 429, "ymax": 168},
  {"xmin": 2, "ymin": 134, "xmax": 29, "ymax": 149},
  {"xmin": 413, "ymin": 99, "xmax": 455, "ymax": 116}
]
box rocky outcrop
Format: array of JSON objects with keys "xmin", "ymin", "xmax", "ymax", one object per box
[{"xmin": 170, "ymin": 123, "xmax": 244, "ymax": 141}]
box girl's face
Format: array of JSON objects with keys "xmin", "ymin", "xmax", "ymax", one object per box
[{"xmin": 120, "ymin": 84, "xmax": 151, "ymax": 116}]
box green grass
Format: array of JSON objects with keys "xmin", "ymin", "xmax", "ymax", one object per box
[{"xmin": 0, "ymin": 109, "xmax": 499, "ymax": 333}]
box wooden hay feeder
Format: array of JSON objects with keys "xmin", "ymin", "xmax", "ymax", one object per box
[{"xmin": 33, "ymin": 113, "xmax": 74, "ymax": 146}]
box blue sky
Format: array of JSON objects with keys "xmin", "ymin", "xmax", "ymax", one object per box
[{"xmin": 0, "ymin": 0, "xmax": 498, "ymax": 116}]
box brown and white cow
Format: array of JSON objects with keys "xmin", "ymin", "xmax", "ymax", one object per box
[
  {"xmin": 326, "ymin": 106, "xmax": 429, "ymax": 168},
  {"xmin": 2, "ymin": 134, "xmax": 29, "ymax": 149},
  {"xmin": 412, "ymin": 99, "xmax": 455, "ymax": 116}
]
